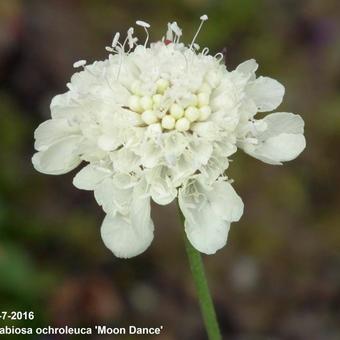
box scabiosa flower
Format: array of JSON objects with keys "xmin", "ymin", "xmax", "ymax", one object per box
[{"xmin": 32, "ymin": 16, "xmax": 306, "ymax": 258}]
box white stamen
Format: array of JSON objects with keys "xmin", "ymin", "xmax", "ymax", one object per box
[
  {"xmin": 127, "ymin": 27, "xmax": 135, "ymax": 49},
  {"xmin": 112, "ymin": 32, "xmax": 120, "ymax": 48},
  {"xmin": 115, "ymin": 45, "xmax": 124, "ymax": 80},
  {"xmin": 166, "ymin": 23, "xmax": 173, "ymax": 41},
  {"xmin": 190, "ymin": 15, "xmax": 208, "ymax": 50},
  {"xmin": 170, "ymin": 22, "xmax": 182, "ymax": 43},
  {"xmin": 73, "ymin": 60, "xmax": 87, "ymax": 68},
  {"xmin": 201, "ymin": 47, "xmax": 209, "ymax": 56},
  {"xmin": 193, "ymin": 43, "xmax": 200, "ymax": 51},
  {"xmin": 136, "ymin": 20, "xmax": 150, "ymax": 28},
  {"xmin": 136, "ymin": 20, "xmax": 150, "ymax": 47},
  {"xmin": 215, "ymin": 52, "xmax": 224, "ymax": 62},
  {"xmin": 121, "ymin": 36, "xmax": 129, "ymax": 52}
]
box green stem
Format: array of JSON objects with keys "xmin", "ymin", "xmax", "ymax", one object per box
[{"xmin": 178, "ymin": 206, "xmax": 222, "ymax": 340}]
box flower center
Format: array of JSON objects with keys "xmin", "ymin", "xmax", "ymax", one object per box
[{"xmin": 128, "ymin": 77, "xmax": 213, "ymax": 132}]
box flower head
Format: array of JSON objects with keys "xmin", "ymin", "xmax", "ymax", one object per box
[{"xmin": 32, "ymin": 17, "xmax": 306, "ymax": 258}]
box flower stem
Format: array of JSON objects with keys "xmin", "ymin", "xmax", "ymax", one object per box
[{"xmin": 178, "ymin": 206, "xmax": 222, "ymax": 340}]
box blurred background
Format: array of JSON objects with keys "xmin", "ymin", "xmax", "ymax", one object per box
[{"xmin": 0, "ymin": 0, "xmax": 339, "ymax": 339}]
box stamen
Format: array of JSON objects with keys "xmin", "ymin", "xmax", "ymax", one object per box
[
  {"xmin": 127, "ymin": 27, "xmax": 135, "ymax": 49},
  {"xmin": 112, "ymin": 32, "xmax": 120, "ymax": 48},
  {"xmin": 190, "ymin": 14, "xmax": 208, "ymax": 50},
  {"xmin": 193, "ymin": 43, "xmax": 200, "ymax": 51},
  {"xmin": 201, "ymin": 47, "xmax": 209, "ymax": 56},
  {"xmin": 166, "ymin": 23, "xmax": 173, "ymax": 42},
  {"xmin": 73, "ymin": 60, "xmax": 87, "ymax": 68},
  {"xmin": 214, "ymin": 52, "xmax": 224, "ymax": 62},
  {"xmin": 136, "ymin": 20, "xmax": 150, "ymax": 47},
  {"xmin": 115, "ymin": 44, "xmax": 125, "ymax": 80},
  {"xmin": 170, "ymin": 22, "xmax": 182, "ymax": 43},
  {"xmin": 121, "ymin": 35, "xmax": 129, "ymax": 52},
  {"xmin": 136, "ymin": 20, "xmax": 150, "ymax": 28}
]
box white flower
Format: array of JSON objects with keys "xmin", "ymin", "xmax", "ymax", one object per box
[{"xmin": 32, "ymin": 17, "xmax": 306, "ymax": 258}]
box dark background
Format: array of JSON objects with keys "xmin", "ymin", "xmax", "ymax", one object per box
[{"xmin": 0, "ymin": 0, "xmax": 340, "ymax": 339}]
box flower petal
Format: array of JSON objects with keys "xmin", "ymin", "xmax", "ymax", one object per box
[
  {"xmin": 100, "ymin": 212, "xmax": 154, "ymax": 258},
  {"xmin": 250, "ymin": 133, "xmax": 306, "ymax": 164},
  {"xmin": 247, "ymin": 76, "xmax": 285, "ymax": 112},
  {"xmin": 100, "ymin": 182, "xmax": 154, "ymax": 258},
  {"xmin": 205, "ymin": 180, "xmax": 244, "ymax": 222},
  {"xmin": 179, "ymin": 178, "xmax": 242, "ymax": 254},
  {"xmin": 261, "ymin": 112, "xmax": 305, "ymax": 138},
  {"xmin": 94, "ymin": 177, "xmax": 131, "ymax": 216},
  {"xmin": 32, "ymin": 136, "xmax": 82, "ymax": 175},
  {"xmin": 146, "ymin": 167, "xmax": 177, "ymax": 205},
  {"xmin": 73, "ymin": 164, "xmax": 111, "ymax": 190},
  {"xmin": 236, "ymin": 59, "xmax": 258, "ymax": 75},
  {"xmin": 34, "ymin": 119, "xmax": 79, "ymax": 151},
  {"xmin": 242, "ymin": 112, "xmax": 306, "ymax": 164}
]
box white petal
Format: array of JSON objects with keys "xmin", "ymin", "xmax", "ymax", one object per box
[
  {"xmin": 242, "ymin": 112, "xmax": 306, "ymax": 164},
  {"xmin": 250, "ymin": 133, "xmax": 306, "ymax": 164},
  {"xmin": 236, "ymin": 59, "xmax": 258, "ymax": 75},
  {"xmin": 191, "ymin": 122, "xmax": 219, "ymax": 141},
  {"xmin": 94, "ymin": 178, "xmax": 131, "ymax": 216},
  {"xmin": 34, "ymin": 119, "xmax": 79, "ymax": 151},
  {"xmin": 179, "ymin": 178, "xmax": 242, "ymax": 255},
  {"xmin": 184, "ymin": 212, "xmax": 230, "ymax": 255},
  {"xmin": 261, "ymin": 112, "xmax": 305, "ymax": 139},
  {"xmin": 100, "ymin": 182, "xmax": 154, "ymax": 258},
  {"xmin": 170, "ymin": 154, "xmax": 197, "ymax": 187},
  {"xmin": 100, "ymin": 212, "xmax": 154, "ymax": 258},
  {"xmin": 247, "ymin": 76, "xmax": 285, "ymax": 112},
  {"xmin": 50, "ymin": 92, "xmax": 77, "ymax": 119},
  {"xmin": 205, "ymin": 181, "xmax": 244, "ymax": 222},
  {"xmin": 32, "ymin": 136, "xmax": 82, "ymax": 175},
  {"xmin": 110, "ymin": 148, "xmax": 140, "ymax": 173},
  {"xmin": 188, "ymin": 140, "xmax": 213, "ymax": 167},
  {"xmin": 73, "ymin": 164, "xmax": 111, "ymax": 190},
  {"xmin": 163, "ymin": 132, "xmax": 189, "ymax": 163},
  {"xmin": 146, "ymin": 167, "xmax": 177, "ymax": 205},
  {"xmin": 130, "ymin": 181, "xmax": 153, "ymax": 229},
  {"xmin": 139, "ymin": 140, "xmax": 163, "ymax": 168}
]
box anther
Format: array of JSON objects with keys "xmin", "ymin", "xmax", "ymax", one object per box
[
  {"xmin": 73, "ymin": 60, "xmax": 87, "ymax": 68},
  {"xmin": 190, "ymin": 14, "xmax": 208, "ymax": 50},
  {"xmin": 136, "ymin": 20, "xmax": 150, "ymax": 47}
]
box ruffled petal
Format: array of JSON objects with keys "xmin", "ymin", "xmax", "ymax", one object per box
[
  {"xmin": 248, "ymin": 133, "xmax": 306, "ymax": 164},
  {"xmin": 179, "ymin": 178, "xmax": 243, "ymax": 254},
  {"xmin": 73, "ymin": 164, "xmax": 111, "ymax": 190},
  {"xmin": 205, "ymin": 180, "xmax": 244, "ymax": 222},
  {"xmin": 242, "ymin": 112, "xmax": 306, "ymax": 164},
  {"xmin": 94, "ymin": 177, "xmax": 131, "ymax": 216},
  {"xmin": 50, "ymin": 92, "xmax": 79, "ymax": 119},
  {"xmin": 34, "ymin": 119, "xmax": 79, "ymax": 151},
  {"xmin": 32, "ymin": 136, "xmax": 82, "ymax": 175},
  {"xmin": 100, "ymin": 181, "xmax": 154, "ymax": 258},
  {"xmin": 261, "ymin": 112, "xmax": 305, "ymax": 138},
  {"xmin": 146, "ymin": 167, "xmax": 177, "ymax": 205},
  {"xmin": 236, "ymin": 59, "xmax": 258, "ymax": 76},
  {"xmin": 247, "ymin": 76, "xmax": 285, "ymax": 112},
  {"xmin": 100, "ymin": 212, "xmax": 154, "ymax": 258}
]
